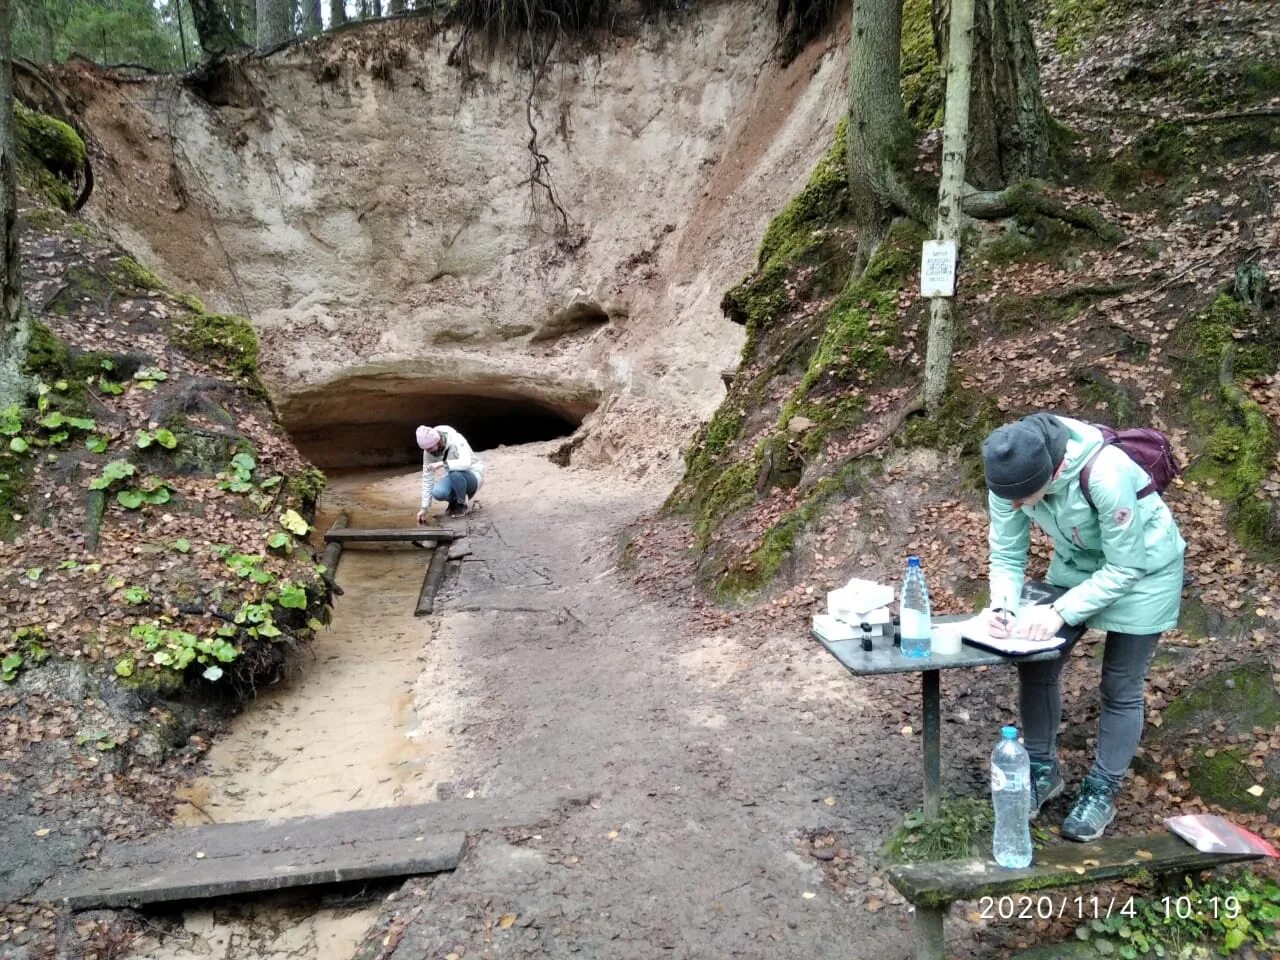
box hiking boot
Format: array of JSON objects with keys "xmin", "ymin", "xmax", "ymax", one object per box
[
  {"xmin": 446, "ymin": 501, "xmax": 468, "ymax": 518},
  {"xmin": 1061, "ymin": 773, "xmax": 1117, "ymax": 842},
  {"xmin": 1030, "ymin": 760, "xmax": 1064, "ymax": 820}
]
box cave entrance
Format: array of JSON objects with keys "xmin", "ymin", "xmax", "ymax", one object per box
[{"xmin": 283, "ymin": 379, "xmax": 598, "ymax": 470}]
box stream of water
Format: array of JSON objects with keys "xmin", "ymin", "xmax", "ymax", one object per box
[{"xmin": 127, "ymin": 471, "xmax": 454, "ymax": 959}]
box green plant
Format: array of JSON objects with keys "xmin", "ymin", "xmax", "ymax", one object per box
[
  {"xmin": 131, "ymin": 621, "xmax": 238, "ymax": 676},
  {"xmin": 132, "ymin": 367, "xmax": 169, "ymax": 390},
  {"xmin": 225, "ymin": 552, "xmax": 274, "ymax": 584},
  {"xmin": 116, "ymin": 476, "xmax": 171, "ymax": 510},
  {"xmin": 2, "ymin": 627, "xmax": 48, "ymax": 682},
  {"xmin": 89, "ymin": 459, "xmax": 136, "ymax": 490},
  {"xmin": 85, "ymin": 435, "xmax": 108, "ymax": 453},
  {"xmin": 172, "ymin": 538, "xmax": 190, "ymax": 553},
  {"xmin": 234, "ymin": 601, "xmax": 282, "ymax": 639},
  {"xmin": 274, "ymin": 581, "xmax": 308, "ymax": 610},
  {"xmin": 122, "ymin": 586, "xmax": 150, "ymax": 604},
  {"xmin": 134, "ymin": 427, "xmax": 178, "ymax": 450},
  {"xmin": 218, "ymin": 452, "xmax": 256, "ymax": 493},
  {"xmin": 76, "ymin": 729, "xmax": 118, "ymax": 751},
  {"xmin": 881, "ymin": 797, "xmax": 994, "ymax": 864},
  {"xmin": 1075, "ymin": 872, "xmax": 1280, "ymax": 957},
  {"xmin": 1, "ymin": 652, "xmax": 22, "ymax": 682}
]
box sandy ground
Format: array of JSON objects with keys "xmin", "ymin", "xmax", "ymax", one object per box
[{"xmin": 124, "ymin": 442, "xmax": 962, "ymax": 960}]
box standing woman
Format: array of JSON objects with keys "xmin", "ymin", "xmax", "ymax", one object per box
[{"xmin": 980, "ymin": 413, "xmax": 1185, "ymax": 841}]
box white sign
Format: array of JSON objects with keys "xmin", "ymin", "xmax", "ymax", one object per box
[{"xmin": 920, "ymin": 240, "xmax": 957, "ymax": 298}]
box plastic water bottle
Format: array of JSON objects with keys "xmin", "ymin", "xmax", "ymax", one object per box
[
  {"xmin": 991, "ymin": 726, "xmax": 1033, "ymax": 868},
  {"xmin": 899, "ymin": 556, "xmax": 932, "ymax": 658}
]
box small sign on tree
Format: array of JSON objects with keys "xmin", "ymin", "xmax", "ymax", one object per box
[{"xmin": 920, "ymin": 240, "xmax": 958, "ymax": 298}]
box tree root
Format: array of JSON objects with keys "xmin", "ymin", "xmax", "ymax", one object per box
[
  {"xmin": 841, "ymin": 392, "xmax": 925, "ymax": 462},
  {"xmin": 961, "ymin": 179, "xmax": 1122, "ymax": 241}
]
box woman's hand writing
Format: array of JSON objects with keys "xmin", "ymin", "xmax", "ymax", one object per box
[{"xmin": 1015, "ymin": 604, "xmax": 1064, "ymax": 642}]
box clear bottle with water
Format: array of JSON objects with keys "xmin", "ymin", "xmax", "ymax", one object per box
[
  {"xmin": 899, "ymin": 556, "xmax": 932, "ymax": 658},
  {"xmin": 991, "ymin": 726, "xmax": 1033, "ymax": 868}
]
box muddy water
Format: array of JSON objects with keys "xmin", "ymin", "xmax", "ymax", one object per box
[{"xmin": 128, "ymin": 470, "xmax": 454, "ymax": 959}]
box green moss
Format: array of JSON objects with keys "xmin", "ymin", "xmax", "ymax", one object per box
[
  {"xmin": 113, "ymin": 257, "xmax": 168, "ymax": 293},
  {"xmin": 14, "ymin": 103, "xmax": 86, "ymax": 211},
  {"xmin": 1161, "ymin": 660, "xmax": 1280, "ymax": 734},
  {"xmin": 176, "ymin": 292, "xmax": 207, "ymax": 313},
  {"xmin": 0, "ymin": 460, "xmax": 31, "ymax": 541},
  {"xmin": 1175, "ymin": 295, "xmax": 1278, "ymax": 547},
  {"xmin": 900, "ymin": 0, "xmax": 942, "ymax": 129},
  {"xmin": 715, "ymin": 508, "xmax": 808, "ymax": 604},
  {"xmin": 22, "ymin": 321, "xmax": 71, "ymax": 380},
  {"xmin": 286, "ymin": 467, "xmax": 326, "ymax": 512},
  {"xmin": 712, "ymin": 456, "xmax": 874, "ymax": 601},
  {"xmin": 723, "ymin": 119, "xmax": 851, "ymax": 337},
  {"xmin": 693, "ymin": 458, "xmax": 756, "ymax": 545},
  {"xmin": 903, "ymin": 382, "xmax": 1002, "ymax": 466},
  {"xmin": 798, "ymin": 220, "xmax": 923, "ymax": 396},
  {"xmin": 1187, "ymin": 748, "xmax": 1270, "ymax": 815},
  {"xmin": 19, "ymin": 208, "xmax": 65, "ymax": 232},
  {"xmin": 880, "ymin": 797, "xmax": 993, "ymax": 865},
  {"xmin": 119, "ymin": 665, "xmax": 186, "ymax": 697},
  {"xmin": 758, "ymin": 118, "xmax": 848, "ymax": 269},
  {"xmin": 1044, "ymin": 0, "xmax": 1130, "ymax": 58},
  {"xmin": 173, "ymin": 308, "xmax": 261, "ymax": 384}
]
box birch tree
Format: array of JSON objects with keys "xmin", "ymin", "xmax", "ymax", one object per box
[{"xmin": 0, "ymin": 0, "xmax": 24, "ymax": 404}]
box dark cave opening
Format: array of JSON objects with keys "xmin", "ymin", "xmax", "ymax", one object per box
[{"xmin": 286, "ymin": 386, "xmax": 594, "ymax": 470}]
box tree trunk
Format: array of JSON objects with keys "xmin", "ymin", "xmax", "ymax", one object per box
[
  {"xmin": 330, "ymin": 0, "xmax": 346, "ymax": 27},
  {"xmin": 935, "ymin": 0, "xmax": 1048, "ymax": 188},
  {"xmin": 302, "ymin": 0, "xmax": 323, "ymax": 34},
  {"xmin": 846, "ymin": 0, "xmax": 931, "ymax": 256},
  {"xmin": 923, "ymin": 0, "xmax": 975, "ymax": 414},
  {"xmin": 0, "ymin": 0, "xmax": 23, "ymax": 403},
  {"xmin": 372, "ymin": 0, "xmax": 383, "ymax": 17},
  {"xmin": 188, "ymin": 0, "xmax": 245, "ymax": 55},
  {"xmin": 257, "ymin": 0, "xmax": 292, "ymax": 50},
  {"xmin": 388, "ymin": 0, "xmax": 404, "ymax": 13}
]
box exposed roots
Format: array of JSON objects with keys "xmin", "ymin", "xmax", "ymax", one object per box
[{"xmin": 961, "ymin": 179, "xmax": 1122, "ymax": 241}]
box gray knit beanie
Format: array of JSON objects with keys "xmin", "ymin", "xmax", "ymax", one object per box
[{"xmin": 982, "ymin": 420, "xmax": 1056, "ymax": 500}]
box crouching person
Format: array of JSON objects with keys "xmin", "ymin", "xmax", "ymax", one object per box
[{"xmin": 415, "ymin": 425, "xmax": 485, "ymax": 521}]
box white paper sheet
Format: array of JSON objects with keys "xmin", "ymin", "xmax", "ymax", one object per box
[{"xmin": 937, "ymin": 617, "xmax": 1068, "ymax": 655}]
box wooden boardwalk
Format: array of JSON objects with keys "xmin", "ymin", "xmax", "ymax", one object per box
[{"xmin": 39, "ymin": 793, "xmax": 583, "ymax": 909}]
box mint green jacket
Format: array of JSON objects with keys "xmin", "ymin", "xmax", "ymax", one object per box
[{"xmin": 988, "ymin": 416, "xmax": 1186, "ymax": 633}]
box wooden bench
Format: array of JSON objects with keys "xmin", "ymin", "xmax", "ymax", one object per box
[{"xmin": 886, "ymin": 832, "xmax": 1263, "ymax": 960}]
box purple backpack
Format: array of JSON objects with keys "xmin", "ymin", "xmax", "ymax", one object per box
[{"xmin": 1079, "ymin": 424, "xmax": 1182, "ymax": 508}]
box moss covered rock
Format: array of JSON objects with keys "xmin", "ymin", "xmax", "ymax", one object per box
[
  {"xmin": 1174, "ymin": 294, "xmax": 1280, "ymax": 549},
  {"xmin": 14, "ymin": 103, "xmax": 86, "ymax": 211},
  {"xmin": 172, "ymin": 308, "xmax": 261, "ymax": 386},
  {"xmin": 1155, "ymin": 661, "xmax": 1280, "ymax": 816}
]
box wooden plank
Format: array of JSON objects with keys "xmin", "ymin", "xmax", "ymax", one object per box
[
  {"xmin": 37, "ymin": 793, "xmax": 586, "ymax": 910},
  {"xmin": 887, "ymin": 832, "xmax": 1263, "ymax": 909},
  {"xmin": 325, "ymin": 527, "xmax": 459, "ymax": 544},
  {"xmin": 57, "ymin": 794, "xmax": 583, "ymax": 870},
  {"xmin": 317, "ymin": 513, "xmax": 348, "ymax": 595},
  {"xmin": 42, "ymin": 832, "xmax": 465, "ymax": 910},
  {"xmin": 415, "ymin": 546, "xmax": 450, "ymax": 617}
]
